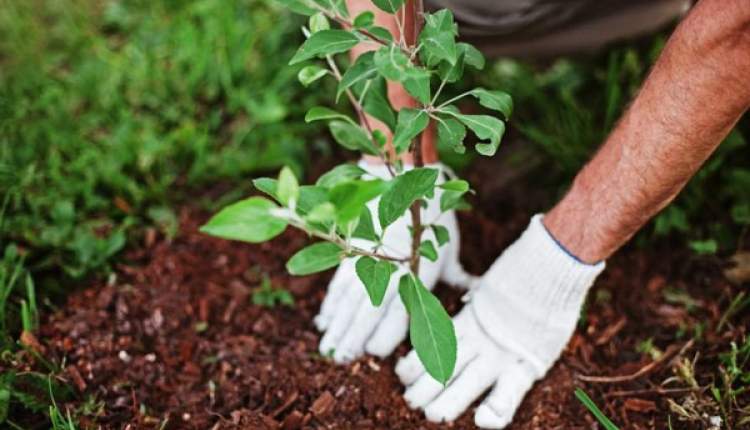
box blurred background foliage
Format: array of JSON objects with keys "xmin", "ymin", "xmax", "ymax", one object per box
[
  {"xmin": 0, "ymin": 0, "xmax": 325, "ymax": 287},
  {"xmin": 0, "ymin": 0, "xmax": 748, "ymax": 425}
]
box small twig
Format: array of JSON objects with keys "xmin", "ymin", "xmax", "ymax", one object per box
[
  {"xmin": 578, "ymin": 340, "xmax": 694, "ymax": 384},
  {"xmin": 323, "ymin": 53, "xmax": 395, "ymax": 176},
  {"xmin": 287, "ymin": 218, "xmax": 408, "ymax": 263},
  {"xmin": 317, "ymin": 8, "xmax": 413, "ymax": 58},
  {"xmin": 604, "ymin": 386, "xmax": 700, "ymax": 399}
]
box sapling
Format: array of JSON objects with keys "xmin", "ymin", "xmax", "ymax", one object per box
[{"xmin": 201, "ymin": 0, "xmax": 512, "ymax": 384}]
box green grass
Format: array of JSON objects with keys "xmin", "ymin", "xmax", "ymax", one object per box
[
  {"xmin": 575, "ymin": 388, "xmax": 620, "ymax": 430},
  {"xmin": 0, "ymin": 0, "xmax": 327, "ymax": 287},
  {"xmin": 0, "ymin": 0, "xmax": 328, "ymax": 425}
]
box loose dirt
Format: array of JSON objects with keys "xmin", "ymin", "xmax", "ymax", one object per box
[{"xmin": 26, "ymin": 161, "xmax": 750, "ymax": 429}]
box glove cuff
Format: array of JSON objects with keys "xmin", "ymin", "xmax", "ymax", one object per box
[{"xmin": 470, "ymin": 214, "xmax": 605, "ymax": 375}]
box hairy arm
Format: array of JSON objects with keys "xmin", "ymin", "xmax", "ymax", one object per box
[{"xmin": 545, "ymin": 0, "xmax": 750, "ymax": 263}]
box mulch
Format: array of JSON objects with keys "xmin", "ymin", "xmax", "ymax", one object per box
[{"xmin": 20, "ymin": 160, "xmax": 750, "ymax": 429}]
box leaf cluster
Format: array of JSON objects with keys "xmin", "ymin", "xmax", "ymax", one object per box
[{"xmin": 203, "ymin": 0, "xmax": 513, "ymax": 384}]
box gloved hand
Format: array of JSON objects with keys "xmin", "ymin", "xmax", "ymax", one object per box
[
  {"xmin": 314, "ymin": 160, "xmax": 478, "ymax": 363},
  {"xmin": 396, "ymin": 214, "xmax": 605, "ymax": 428}
]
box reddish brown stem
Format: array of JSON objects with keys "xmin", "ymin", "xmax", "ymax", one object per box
[{"xmin": 408, "ymin": 0, "xmax": 425, "ymax": 276}]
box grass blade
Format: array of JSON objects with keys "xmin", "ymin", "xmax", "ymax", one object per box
[{"xmin": 574, "ymin": 388, "xmax": 619, "ymax": 430}]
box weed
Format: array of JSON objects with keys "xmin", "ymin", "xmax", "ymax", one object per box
[
  {"xmin": 252, "ymin": 276, "xmax": 294, "ymax": 308},
  {"xmin": 718, "ymin": 292, "xmax": 750, "ymax": 332}
]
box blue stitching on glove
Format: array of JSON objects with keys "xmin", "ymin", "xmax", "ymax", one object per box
[{"xmin": 539, "ymin": 219, "xmax": 602, "ymax": 267}]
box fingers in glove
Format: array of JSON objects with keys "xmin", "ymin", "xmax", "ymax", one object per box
[
  {"xmin": 402, "ymin": 341, "xmax": 481, "ymax": 409},
  {"xmin": 440, "ymin": 242, "xmax": 479, "ymax": 290},
  {"xmin": 333, "ymin": 280, "xmax": 401, "ymax": 363},
  {"xmin": 395, "ymin": 349, "xmax": 424, "ymax": 386},
  {"xmin": 318, "ymin": 283, "xmax": 364, "ymax": 357},
  {"xmin": 423, "ymin": 354, "xmax": 503, "ymax": 423},
  {"xmin": 315, "ymin": 263, "xmax": 356, "ymax": 331},
  {"xmin": 363, "ymin": 291, "xmax": 409, "ymax": 358},
  {"xmin": 395, "ymin": 308, "xmax": 476, "ymax": 385},
  {"xmin": 474, "ymin": 358, "xmax": 536, "ymax": 429}
]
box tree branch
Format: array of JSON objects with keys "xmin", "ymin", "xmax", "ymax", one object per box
[
  {"xmin": 288, "ymin": 218, "xmax": 408, "ymax": 263},
  {"xmin": 408, "ymin": 0, "xmax": 426, "ymax": 276}
]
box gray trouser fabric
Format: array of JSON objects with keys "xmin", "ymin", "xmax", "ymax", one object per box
[{"xmin": 425, "ymin": 0, "xmax": 693, "ymax": 58}]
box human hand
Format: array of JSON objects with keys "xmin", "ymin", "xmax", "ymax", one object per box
[
  {"xmin": 314, "ymin": 160, "xmax": 477, "ymax": 363},
  {"xmin": 396, "ymin": 215, "xmax": 605, "ymax": 428}
]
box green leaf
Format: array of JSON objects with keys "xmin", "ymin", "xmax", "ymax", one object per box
[
  {"xmin": 361, "ymin": 77, "xmax": 396, "ymax": 130},
  {"xmin": 371, "ymin": 0, "xmax": 405, "ymax": 13},
  {"xmin": 253, "ymin": 177, "xmax": 279, "ymax": 200},
  {"xmin": 298, "ymin": 65, "xmax": 329, "ymax": 87},
  {"xmin": 439, "ymin": 179, "xmax": 469, "ymax": 192},
  {"xmin": 298, "ymin": 186, "xmax": 329, "ymax": 214},
  {"xmin": 287, "ymin": 242, "xmax": 344, "ymax": 275},
  {"xmin": 439, "ymin": 179, "xmax": 471, "ymax": 212},
  {"xmin": 398, "ymin": 274, "xmax": 457, "ymax": 384},
  {"xmin": 392, "ymin": 108, "xmax": 429, "ymax": 153},
  {"xmin": 309, "ymin": 12, "xmax": 330, "ymax": 32},
  {"xmin": 316, "ymin": 164, "xmax": 366, "ymax": 188},
  {"xmin": 373, "ymin": 129, "xmax": 387, "ymax": 148},
  {"xmin": 437, "ymin": 51, "xmax": 465, "ymax": 83},
  {"xmin": 419, "ymin": 240, "xmax": 438, "ymax": 262},
  {"xmin": 419, "ymin": 10, "xmax": 458, "ymax": 67},
  {"xmin": 312, "ymin": 0, "xmax": 348, "ymax": 17},
  {"xmin": 373, "ymin": 45, "xmax": 429, "ymax": 82},
  {"xmin": 469, "ymin": 88, "xmax": 513, "ymax": 119},
  {"xmin": 431, "ymin": 225, "xmax": 449, "ymax": 247},
  {"xmin": 290, "ymin": 30, "xmax": 360, "ymax": 65},
  {"xmin": 436, "ymin": 117, "xmax": 466, "ymax": 154},
  {"xmin": 330, "ymin": 179, "xmax": 388, "ymax": 224},
  {"xmin": 689, "ymin": 239, "xmax": 718, "ymax": 255},
  {"xmin": 378, "ymin": 168, "xmax": 438, "ymax": 228},
  {"xmin": 338, "ymin": 52, "xmax": 377, "ymax": 100},
  {"xmin": 277, "ymin": 166, "xmax": 299, "ymax": 206},
  {"xmin": 329, "ymin": 121, "xmax": 378, "ymax": 154},
  {"xmin": 367, "ymin": 26, "xmax": 394, "ymax": 43},
  {"xmin": 436, "ymin": 43, "xmax": 484, "ymax": 83},
  {"xmin": 306, "ymin": 202, "xmax": 336, "ymax": 224},
  {"xmin": 274, "ymin": 0, "xmax": 316, "ymax": 15},
  {"xmin": 353, "ymin": 11, "xmax": 374, "ymax": 28},
  {"xmin": 254, "ymin": 179, "xmax": 328, "ymax": 215},
  {"xmin": 447, "ymin": 111, "xmax": 506, "ymax": 156},
  {"xmin": 404, "ymin": 75, "xmax": 431, "ymax": 105},
  {"xmin": 305, "ymin": 106, "xmax": 355, "ymax": 125},
  {"xmin": 459, "ymin": 43, "xmax": 485, "ymax": 70},
  {"xmin": 201, "ymin": 197, "xmax": 288, "ymax": 243},
  {"xmin": 352, "ymin": 206, "xmax": 378, "ymax": 241},
  {"xmin": 355, "ymin": 257, "xmax": 397, "ymax": 306},
  {"xmin": 440, "ymin": 190, "xmax": 470, "ymax": 212}
]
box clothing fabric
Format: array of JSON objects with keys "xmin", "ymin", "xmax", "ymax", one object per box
[{"xmin": 425, "ymin": 0, "xmax": 693, "ymax": 58}]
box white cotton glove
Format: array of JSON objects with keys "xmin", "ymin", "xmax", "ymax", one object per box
[
  {"xmin": 314, "ymin": 160, "xmax": 478, "ymax": 363},
  {"xmin": 396, "ymin": 214, "xmax": 605, "ymax": 428}
]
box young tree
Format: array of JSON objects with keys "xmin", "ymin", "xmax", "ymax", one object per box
[{"xmin": 201, "ymin": 0, "xmax": 511, "ymax": 384}]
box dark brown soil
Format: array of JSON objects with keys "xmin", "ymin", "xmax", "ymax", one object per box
[{"xmin": 26, "ymin": 160, "xmax": 749, "ymax": 429}]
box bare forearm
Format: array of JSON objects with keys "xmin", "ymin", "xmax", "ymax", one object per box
[{"xmin": 545, "ymin": 0, "xmax": 750, "ymax": 263}]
